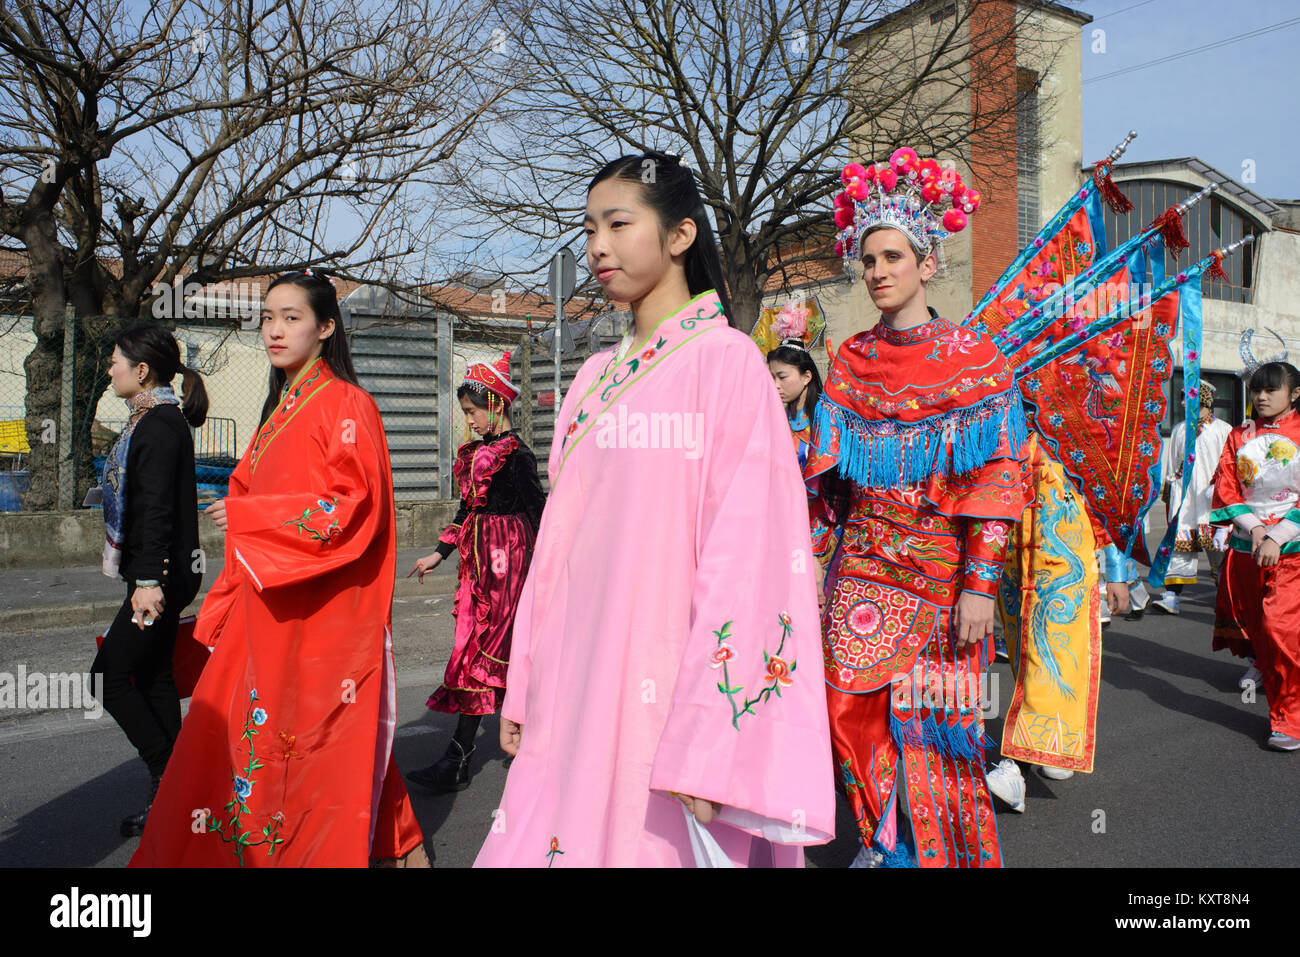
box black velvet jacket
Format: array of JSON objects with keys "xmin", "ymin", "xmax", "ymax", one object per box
[
  {"xmin": 434, "ymin": 431, "xmax": 546, "ymax": 559},
  {"xmin": 119, "ymin": 403, "xmax": 203, "ymax": 604}
]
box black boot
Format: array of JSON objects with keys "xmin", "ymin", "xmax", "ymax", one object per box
[
  {"xmin": 120, "ymin": 774, "xmax": 162, "ymax": 837},
  {"xmin": 407, "ymin": 739, "xmax": 474, "ymax": 793}
]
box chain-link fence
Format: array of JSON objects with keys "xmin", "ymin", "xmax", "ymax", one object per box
[{"xmin": 0, "ymin": 307, "xmax": 627, "ymax": 511}]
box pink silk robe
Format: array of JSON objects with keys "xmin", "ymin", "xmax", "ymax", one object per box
[{"xmin": 475, "ymin": 291, "xmax": 835, "ymax": 867}]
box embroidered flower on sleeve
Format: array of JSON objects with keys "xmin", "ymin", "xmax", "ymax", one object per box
[
  {"xmin": 709, "ymin": 642, "xmax": 735, "ymax": 669},
  {"xmin": 764, "ymin": 655, "xmax": 794, "ymax": 687},
  {"xmin": 234, "ymin": 775, "xmax": 253, "ymax": 801},
  {"xmin": 252, "ymin": 708, "xmax": 268, "ymax": 726}
]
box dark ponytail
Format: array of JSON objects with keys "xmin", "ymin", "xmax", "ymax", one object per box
[
  {"xmin": 766, "ymin": 343, "xmax": 823, "ymax": 424},
  {"xmin": 587, "ymin": 151, "xmax": 736, "ymax": 326},
  {"xmin": 260, "ymin": 270, "xmax": 360, "ymax": 424},
  {"xmin": 116, "ymin": 324, "xmax": 209, "ymax": 427}
]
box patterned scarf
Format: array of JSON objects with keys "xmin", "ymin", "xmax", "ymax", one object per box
[{"xmin": 102, "ymin": 386, "xmax": 180, "ymax": 578}]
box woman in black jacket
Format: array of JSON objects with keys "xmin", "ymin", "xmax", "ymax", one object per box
[{"xmin": 90, "ymin": 324, "xmax": 208, "ymax": 837}]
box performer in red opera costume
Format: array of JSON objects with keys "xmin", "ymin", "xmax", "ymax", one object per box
[
  {"xmin": 808, "ymin": 149, "xmax": 1028, "ymax": 868},
  {"xmin": 131, "ymin": 270, "xmax": 427, "ymax": 867},
  {"xmin": 1210, "ymin": 360, "xmax": 1300, "ymax": 752}
]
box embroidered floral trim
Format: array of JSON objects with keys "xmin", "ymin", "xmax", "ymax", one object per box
[
  {"xmin": 283, "ymin": 496, "xmax": 341, "ymax": 544},
  {"xmin": 207, "ymin": 689, "xmax": 287, "ymax": 865},
  {"xmin": 546, "ymin": 836, "xmax": 564, "ymax": 868},
  {"xmin": 712, "ymin": 613, "xmax": 797, "ymax": 730}
]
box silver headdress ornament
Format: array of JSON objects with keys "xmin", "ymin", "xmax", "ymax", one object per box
[{"xmin": 1240, "ymin": 326, "xmax": 1289, "ymax": 379}]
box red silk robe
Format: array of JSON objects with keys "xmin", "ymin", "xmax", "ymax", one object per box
[{"xmin": 131, "ymin": 358, "xmax": 424, "ymax": 866}]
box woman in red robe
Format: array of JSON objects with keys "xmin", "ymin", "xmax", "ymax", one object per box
[{"xmin": 131, "ymin": 270, "xmax": 426, "ymax": 866}]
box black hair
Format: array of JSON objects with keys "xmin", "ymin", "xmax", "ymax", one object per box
[
  {"xmin": 259, "ymin": 270, "xmax": 360, "ymax": 424},
  {"xmin": 116, "ymin": 324, "xmax": 209, "ymax": 427},
  {"xmin": 457, "ymin": 383, "xmax": 513, "ymax": 418},
  {"xmin": 1248, "ymin": 361, "xmax": 1300, "ymax": 413},
  {"xmin": 766, "ymin": 344, "xmax": 824, "ymax": 424},
  {"xmin": 587, "ymin": 151, "xmax": 736, "ymax": 326}
]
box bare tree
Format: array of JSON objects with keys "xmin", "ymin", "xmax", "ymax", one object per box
[
  {"xmin": 448, "ymin": 0, "xmax": 1061, "ymax": 330},
  {"xmin": 0, "ymin": 0, "xmax": 511, "ymax": 507}
]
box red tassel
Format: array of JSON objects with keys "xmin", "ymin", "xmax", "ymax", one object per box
[
  {"xmin": 1147, "ymin": 206, "xmax": 1190, "ymax": 259},
  {"xmin": 1205, "ymin": 251, "xmax": 1230, "ymax": 283},
  {"xmin": 1092, "ymin": 160, "xmax": 1134, "ymax": 214}
]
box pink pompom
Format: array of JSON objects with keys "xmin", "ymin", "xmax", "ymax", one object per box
[
  {"xmin": 918, "ymin": 158, "xmax": 941, "ymax": 182},
  {"xmin": 846, "ymin": 179, "xmax": 870, "ymax": 201},
  {"xmin": 862, "ymin": 164, "xmax": 878, "ymax": 183},
  {"xmin": 937, "ymin": 168, "xmax": 962, "ymax": 194},
  {"xmin": 841, "ymin": 163, "xmax": 868, "ymax": 185},
  {"xmin": 834, "ymin": 206, "xmax": 855, "ymax": 229},
  {"xmin": 890, "ymin": 147, "xmax": 919, "ymax": 174},
  {"xmin": 772, "ymin": 302, "xmax": 811, "ymax": 341},
  {"xmin": 960, "ymin": 188, "xmax": 981, "ymax": 214},
  {"xmin": 834, "ymin": 239, "xmax": 845, "ymax": 257},
  {"xmin": 951, "ymin": 184, "xmax": 967, "ymax": 205},
  {"xmin": 834, "ymin": 190, "xmax": 854, "ymax": 210},
  {"xmin": 921, "ymin": 181, "xmax": 943, "ymax": 204},
  {"xmin": 942, "ymin": 208, "xmax": 967, "ymax": 233},
  {"xmin": 876, "ymin": 168, "xmax": 898, "ymax": 191}
]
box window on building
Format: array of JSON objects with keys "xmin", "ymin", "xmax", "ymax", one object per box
[
  {"xmin": 930, "ymin": 3, "xmax": 958, "ymax": 25},
  {"xmin": 1164, "ymin": 368, "xmax": 1245, "ymax": 435},
  {"xmin": 1104, "ymin": 179, "xmax": 1262, "ymax": 304},
  {"xmin": 1016, "ymin": 69, "xmax": 1040, "ymax": 249}
]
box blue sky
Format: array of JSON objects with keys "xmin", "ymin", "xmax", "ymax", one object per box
[{"xmin": 1079, "ymin": 0, "xmax": 1299, "ymax": 199}]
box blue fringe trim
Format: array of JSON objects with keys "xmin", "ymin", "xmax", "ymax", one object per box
[
  {"xmin": 891, "ymin": 707, "xmax": 987, "ymax": 762},
  {"xmin": 815, "ymin": 390, "xmax": 1027, "ymax": 490},
  {"xmin": 874, "ymin": 838, "xmax": 919, "ymax": 868}
]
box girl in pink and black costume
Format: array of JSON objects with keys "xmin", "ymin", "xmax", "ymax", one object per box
[{"xmin": 407, "ymin": 354, "xmax": 545, "ymax": 790}]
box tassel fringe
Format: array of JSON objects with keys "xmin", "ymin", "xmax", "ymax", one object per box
[
  {"xmin": 1148, "ymin": 206, "xmax": 1190, "ymax": 259},
  {"xmin": 889, "ymin": 708, "xmax": 988, "ymax": 762},
  {"xmin": 1092, "ymin": 160, "xmax": 1134, "ymax": 214},
  {"xmin": 816, "ymin": 391, "xmax": 1027, "ymax": 490}
]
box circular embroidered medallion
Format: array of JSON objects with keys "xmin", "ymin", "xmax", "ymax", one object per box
[{"xmin": 847, "ymin": 599, "xmax": 883, "ymax": 637}]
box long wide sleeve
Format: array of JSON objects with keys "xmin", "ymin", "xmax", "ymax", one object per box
[
  {"xmin": 1209, "ymin": 426, "xmax": 1251, "ymax": 531},
  {"xmin": 222, "ymin": 388, "xmax": 391, "ymax": 592},
  {"xmin": 648, "ymin": 335, "xmax": 834, "ymax": 846},
  {"xmin": 126, "ymin": 413, "xmax": 182, "ymax": 584}
]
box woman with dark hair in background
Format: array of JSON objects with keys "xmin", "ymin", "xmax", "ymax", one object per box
[
  {"xmin": 474, "ymin": 152, "xmax": 834, "ymax": 867},
  {"xmin": 1209, "ymin": 360, "xmax": 1300, "ymax": 751},
  {"xmin": 766, "ymin": 301, "xmax": 824, "ymax": 472},
  {"xmin": 131, "ymin": 270, "xmax": 428, "ymax": 866},
  {"xmin": 92, "ymin": 324, "xmax": 209, "ymax": 836}
]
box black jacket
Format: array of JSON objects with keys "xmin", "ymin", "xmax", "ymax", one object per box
[
  {"xmin": 119, "ymin": 403, "xmax": 203, "ymax": 605},
  {"xmin": 435, "ymin": 432, "xmax": 546, "ymax": 559}
]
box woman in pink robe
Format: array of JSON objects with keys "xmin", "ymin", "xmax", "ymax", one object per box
[{"xmin": 475, "ymin": 153, "xmax": 834, "ymax": 867}]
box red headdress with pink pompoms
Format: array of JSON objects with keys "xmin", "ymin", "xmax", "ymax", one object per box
[
  {"xmin": 832, "ymin": 147, "xmax": 979, "ymax": 270},
  {"xmin": 463, "ymin": 352, "xmax": 519, "ymax": 405}
]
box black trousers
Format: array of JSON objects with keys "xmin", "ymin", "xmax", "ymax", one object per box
[{"xmin": 90, "ymin": 584, "xmax": 189, "ymax": 779}]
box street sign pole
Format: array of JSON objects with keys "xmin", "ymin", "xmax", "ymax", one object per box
[{"xmin": 548, "ymin": 247, "xmax": 577, "ymax": 426}]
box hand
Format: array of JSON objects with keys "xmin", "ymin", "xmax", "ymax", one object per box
[
  {"xmin": 1255, "ymin": 536, "xmax": 1281, "ymax": 568},
  {"xmin": 131, "ymin": 585, "xmax": 166, "ymax": 631},
  {"xmin": 206, "ymin": 498, "xmax": 228, "ymax": 531},
  {"xmin": 1250, "ymin": 525, "xmax": 1268, "ymax": 550},
  {"xmin": 952, "ymin": 591, "xmax": 995, "ymax": 651},
  {"xmin": 500, "ymin": 717, "xmax": 522, "ymax": 757},
  {"xmin": 1105, "ymin": 581, "xmax": 1130, "ymax": 615},
  {"xmin": 673, "ymin": 792, "xmax": 723, "ymax": 825},
  {"xmin": 408, "ymin": 552, "xmax": 443, "ymax": 582}
]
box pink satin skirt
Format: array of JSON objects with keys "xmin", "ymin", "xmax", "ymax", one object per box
[{"xmin": 427, "ymin": 511, "xmax": 534, "ymax": 716}]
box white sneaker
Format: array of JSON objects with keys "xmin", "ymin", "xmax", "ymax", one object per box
[
  {"xmin": 1152, "ymin": 591, "xmax": 1180, "ymax": 615},
  {"xmin": 985, "ymin": 759, "xmax": 1026, "ymax": 812},
  {"xmin": 1038, "ymin": 765, "xmax": 1075, "ymax": 780},
  {"xmin": 1240, "ymin": 663, "xmax": 1263, "ymax": 690},
  {"xmin": 1267, "ymin": 732, "xmax": 1300, "ymax": 751}
]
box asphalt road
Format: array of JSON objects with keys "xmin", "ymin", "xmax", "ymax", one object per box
[{"xmin": 0, "ymin": 576, "xmax": 1295, "ymax": 868}]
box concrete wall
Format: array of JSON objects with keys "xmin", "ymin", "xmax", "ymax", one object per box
[{"xmin": 0, "ymin": 500, "xmax": 460, "ymax": 570}]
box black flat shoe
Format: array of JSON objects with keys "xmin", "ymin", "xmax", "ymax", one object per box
[
  {"xmin": 121, "ymin": 774, "xmax": 162, "ymax": 837},
  {"xmin": 407, "ymin": 740, "xmax": 474, "ymax": 793},
  {"xmin": 1124, "ymin": 607, "xmax": 1145, "ymax": 622}
]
